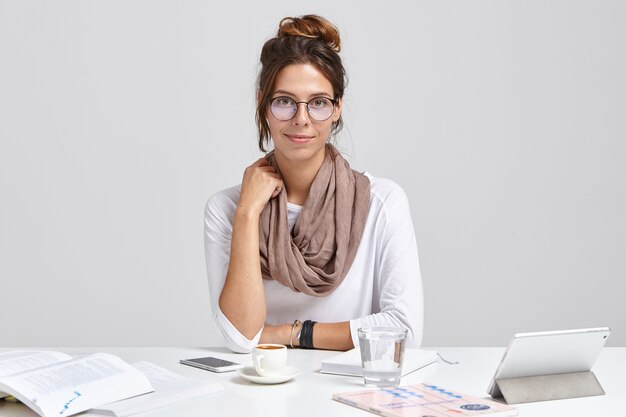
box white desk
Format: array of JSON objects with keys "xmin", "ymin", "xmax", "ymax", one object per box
[{"xmin": 1, "ymin": 347, "xmax": 624, "ymax": 417}]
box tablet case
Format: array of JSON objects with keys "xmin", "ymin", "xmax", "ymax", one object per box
[{"xmin": 493, "ymin": 370, "xmax": 605, "ymax": 404}]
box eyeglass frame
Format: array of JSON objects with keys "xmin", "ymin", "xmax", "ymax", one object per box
[{"xmin": 267, "ymin": 95, "xmax": 340, "ymax": 122}]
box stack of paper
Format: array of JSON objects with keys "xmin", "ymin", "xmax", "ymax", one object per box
[{"xmin": 91, "ymin": 362, "xmax": 223, "ymax": 417}]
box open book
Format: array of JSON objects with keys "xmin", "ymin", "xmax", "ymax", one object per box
[
  {"xmin": 0, "ymin": 350, "xmax": 153, "ymax": 417},
  {"xmin": 320, "ymin": 348, "xmax": 438, "ymax": 377},
  {"xmin": 333, "ymin": 383, "xmax": 518, "ymax": 417}
]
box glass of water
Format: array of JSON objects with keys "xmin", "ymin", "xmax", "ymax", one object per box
[{"xmin": 357, "ymin": 326, "xmax": 408, "ymax": 387}]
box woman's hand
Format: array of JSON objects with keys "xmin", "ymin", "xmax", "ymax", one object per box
[{"xmin": 237, "ymin": 158, "xmax": 283, "ymax": 217}]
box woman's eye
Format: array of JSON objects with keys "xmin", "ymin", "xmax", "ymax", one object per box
[
  {"xmin": 312, "ymin": 98, "xmax": 329, "ymax": 108},
  {"xmin": 277, "ymin": 97, "xmax": 292, "ymax": 106}
]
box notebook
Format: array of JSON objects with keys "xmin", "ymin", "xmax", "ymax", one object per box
[
  {"xmin": 320, "ymin": 348, "xmax": 437, "ymax": 377},
  {"xmin": 333, "ymin": 383, "xmax": 518, "ymax": 417}
]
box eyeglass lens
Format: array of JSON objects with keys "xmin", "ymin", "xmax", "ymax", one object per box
[{"xmin": 270, "ymin": 97, "xmax": 334, "ymax": 121}]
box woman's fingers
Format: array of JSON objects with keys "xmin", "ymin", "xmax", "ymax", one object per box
[
  {"xmin": 238, "ymin": 158, "xmax": 284, "ymax": 214},
  {"xmin": 270, "ymin": 184, "xmax": 283, "ymax": 198}
]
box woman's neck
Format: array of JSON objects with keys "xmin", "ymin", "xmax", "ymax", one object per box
[{"xmin": 274, "ymin": 147, "xmax": 326, "ymax": 206}]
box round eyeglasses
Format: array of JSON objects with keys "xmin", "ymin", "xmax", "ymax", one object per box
[{"xmin": 269, "ymin": 96, "xmax": 338, "ymax": 122}]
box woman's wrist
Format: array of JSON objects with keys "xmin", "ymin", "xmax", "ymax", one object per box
[
  {"xmin": 235, "ymin": 204, "xmax": 262, "ymax": 219},
  {"xmin": 260, "ymin": 323, "xmax": 297, "ymax": 346}
]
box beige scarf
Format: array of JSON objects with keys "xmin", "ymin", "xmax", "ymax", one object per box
[{"xmin": 259, "ymin": 144, "xmax": 371, "ymax": 296}]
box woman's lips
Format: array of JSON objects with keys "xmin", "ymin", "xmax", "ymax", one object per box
[{"xmin": 285, "ymin": 134, "xmax": 314, "ymax": 144}]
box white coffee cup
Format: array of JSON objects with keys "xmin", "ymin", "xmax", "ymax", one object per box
[{"xmin": 252, "ymin": 344, "xmax": 287, "ymax": 377}]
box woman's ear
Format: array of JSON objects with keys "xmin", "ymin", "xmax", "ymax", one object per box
[{"xmin": 333, "ymin": 97, "xmax": 342, "ymax": 122}]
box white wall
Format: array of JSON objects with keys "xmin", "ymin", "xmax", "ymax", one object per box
[{"xmin": 1, "ymin": 0, "xmax": 624, "ymax": 347}]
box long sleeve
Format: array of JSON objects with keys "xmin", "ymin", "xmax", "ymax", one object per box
[
  {"xmin": 205, "ymin": 178, "xmax": 424, "ymax": 352},
  {"xmin": 348, "ymin": 181, "xmax": 424, "ymax": 348},
  {"xmin": 204, "ymin": 190, "xmax": 262, "ymax": 353}
]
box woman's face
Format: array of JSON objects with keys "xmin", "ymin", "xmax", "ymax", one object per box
[{"xmin": 267, "ymin": 63, "xmax": 341, "ymax": 164}]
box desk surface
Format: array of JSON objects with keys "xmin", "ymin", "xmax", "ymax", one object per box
[{"xmin": 0, "ymin": 347, "xmax": 624, "ymax": 417}]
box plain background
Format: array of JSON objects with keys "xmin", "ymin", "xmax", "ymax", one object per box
[{"xmin": 0, "ymin": 1, "xmax": 624, "ymax": 347}]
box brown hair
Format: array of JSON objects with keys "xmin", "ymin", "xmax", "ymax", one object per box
[{"xmin": 256, "ymin": 15, "xmax": 347, "ymax": 152}]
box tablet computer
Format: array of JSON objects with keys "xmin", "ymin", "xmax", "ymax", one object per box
[{"xmin": 487, "ymin": 327, "xmax": 611, "ymax": 398}]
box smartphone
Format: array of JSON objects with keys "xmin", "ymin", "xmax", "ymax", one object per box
[{"xmin": 179, "ymin": 356, "xmax": 244, "ymax": 373}]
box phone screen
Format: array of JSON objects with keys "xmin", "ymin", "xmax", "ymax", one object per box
[{"xmin": 184, "ymin": 357, "xmax": 239, "ymax": 368}]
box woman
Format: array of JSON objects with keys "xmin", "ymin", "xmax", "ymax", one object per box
[{"xmin": 204, "ymin": 15, "xmax": 423, "ymax": 353}]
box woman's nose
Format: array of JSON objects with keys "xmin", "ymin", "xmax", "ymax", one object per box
[{"xmin": 292, "ymin": 103, "xmax": 310, "ymax": 126}]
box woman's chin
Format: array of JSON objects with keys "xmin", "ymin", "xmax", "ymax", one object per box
[{"xmin": 275, "ymin": 141, "xmax": 326, "ymax": 163}]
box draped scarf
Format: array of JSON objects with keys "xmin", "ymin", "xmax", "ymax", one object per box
[{"xmin": 259, "ymin": 144, "xmax": 371, "ymax": 296}]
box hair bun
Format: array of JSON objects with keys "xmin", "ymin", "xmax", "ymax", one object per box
[{"xmin": 278, "ymin": 15, "xmax": 341, "ymax": 53}]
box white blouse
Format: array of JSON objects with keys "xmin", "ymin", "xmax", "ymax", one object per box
[{"xmin": 204, "ymin": 173, "xmax": 424, "ymax": 353}]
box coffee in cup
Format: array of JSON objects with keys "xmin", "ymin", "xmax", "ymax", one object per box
[{"xmin": 252, "ymin": 344, "xmax": 287, "ymax": 376}]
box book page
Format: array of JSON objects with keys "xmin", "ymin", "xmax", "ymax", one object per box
[
  {"xmin": 0, "ymin": 351, "xmax": 72, "ymax": 398},
  {"xmin": 0, "ymin": 351, "xmax": 72, "ymax": 377},
  {"xmin": 91, "ymin": 361, "xmax": 223, "ymax": 417},
  {"xmin": 134, "ymin": 361, "xmax": 192, "ymax": 385},
  {"xmin": 0, "ymin": 353, "xmax": 153, "ymax": 417}
]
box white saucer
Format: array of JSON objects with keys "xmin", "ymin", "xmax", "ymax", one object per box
[{"xmin": 237, "ymin": 366, "xmax": 301, "ymax": 384}]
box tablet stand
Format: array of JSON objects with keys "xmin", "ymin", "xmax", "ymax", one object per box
[{"xmin": 494, "ymin": 371, "xmax": 605, "ymax": 404}]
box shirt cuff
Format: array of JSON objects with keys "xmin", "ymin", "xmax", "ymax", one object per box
[
  {"xmin": 215, "ymin": 307, "xmax": 263, "ymax": 353},
  {"xmin": 349, "ymin": 319, "xmax": 363, "ymax": 348}
]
